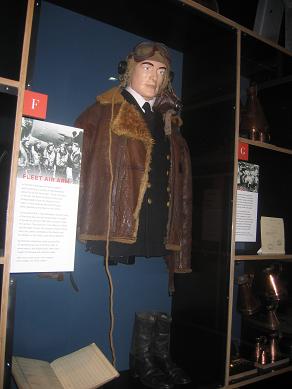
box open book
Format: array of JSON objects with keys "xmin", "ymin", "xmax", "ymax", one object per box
[{"xmin": 12, "ymin": 343, "xmax": 119, "ymax": 389}]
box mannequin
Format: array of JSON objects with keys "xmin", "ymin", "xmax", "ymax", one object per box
[
  {"xmin": 75, "ymin": 41, "xmax": 192, "ymax": 389},
  {"xmin": 75, "ymin": 41, "xmax": 192, "ymax": 290}
]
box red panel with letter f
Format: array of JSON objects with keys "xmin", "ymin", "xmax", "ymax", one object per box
[{"xmin": 23, "ymin": 90, "xmax": 48, "ymax": 119}]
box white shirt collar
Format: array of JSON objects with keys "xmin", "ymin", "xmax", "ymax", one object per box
[{"xmin": 125, "ymin": 86, "xmax": 156, "ymax": 112}]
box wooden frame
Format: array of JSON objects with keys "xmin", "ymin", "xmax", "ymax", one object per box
[{"xmin": 0, "ymin": 1, "xmax": 35, "ymax": 386}]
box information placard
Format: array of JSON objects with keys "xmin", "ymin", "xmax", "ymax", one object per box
[
  {"xmin": 11, "ymin": 118, "xmax": 83, "ymax": 273},
  {"xmin": 235, "ymin": 161, "xmax": 259, "ymax": 242}
]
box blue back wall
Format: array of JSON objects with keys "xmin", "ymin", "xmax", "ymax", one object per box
[{"xmin": 12, "ymin": 1, "xmax": 183, "ymax": 370}]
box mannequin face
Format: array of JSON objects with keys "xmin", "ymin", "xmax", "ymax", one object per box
[{"xmin": 130, "ymin": 60, "xmax": 166, "ymax": 100}]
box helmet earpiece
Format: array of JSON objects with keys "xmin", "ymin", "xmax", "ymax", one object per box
[{"xmin": 118, "ymin": 60, "xmax": 127, "ymax": 75}]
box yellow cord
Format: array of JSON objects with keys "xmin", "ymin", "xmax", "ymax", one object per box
[{"xmin": 104, "ymin": 90, "xmax": 119, "ymax": 367}]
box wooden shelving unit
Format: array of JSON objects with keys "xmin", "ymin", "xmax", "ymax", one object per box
[
  {"xmin": 0, "ymin": 1, "xmax": 291, "ymax": 388},
  {"xmin": 0, "ymin": 1, "xmax": 35, "ymax": 387},
  {"xmin": 235, "ymin": 255, "xmax": 292, "ymax": 261},
  {"xmin": 238, "ymin": 137, "xmax": 292, "ymax": 155}
]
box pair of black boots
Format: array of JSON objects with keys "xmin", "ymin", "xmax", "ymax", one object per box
[{"xmin": 129, "ymin": 312, "xmax": 191, "ymax": 389}]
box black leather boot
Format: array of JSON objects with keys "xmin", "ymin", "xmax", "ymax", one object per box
[
  {"xmin": 129, "ymin": 312, "xmax": 174, "ymax": 389},
  {"xmin": 153, "ymin": 312, "xmax": 191, "ymax": 385}
]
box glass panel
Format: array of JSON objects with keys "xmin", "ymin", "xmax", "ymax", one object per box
[
  {"xmin": 231, "ymin": 259, "xmax": 292, "ymax": 385},
  {"xmin": 236, "ymin": 145, "xmax": 292, "ymax": 256},
  {"xmin": 217, "ymin": 2, "xmax": 258, "ymax": 30},
  {"xmin": 171, "ymin": 12, "xmax": 237, "ymax": 388},
  {"xmin": 0, "ymin": 0, "xmax": 27, "ymax": 80},
  {"xmin": 240, "ymin": 34, "xmax": 292, "ymax": 149},
  {"xmin": 237, "ymin": 34, "xmax": 292, "ymax": 255},
  {"xmin": 0, "ymin": 91, "xmax": 17, "ymax": 254},
  {"xmin": 230, "ymin": 33, "xmax": 292, "ymax": 385}
]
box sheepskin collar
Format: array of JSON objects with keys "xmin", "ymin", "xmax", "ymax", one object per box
[
  {"xmin": 97, "ymin": 87, "xmax": 154, "ymax": 145},
  {"xmin": 97, "ymin": 87, "xmax": 124, "ymax": 105}
]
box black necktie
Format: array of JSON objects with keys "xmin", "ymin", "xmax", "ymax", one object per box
[{"xmin": 142, "ymin": 102, "xmax": 154, "ymax": 123}]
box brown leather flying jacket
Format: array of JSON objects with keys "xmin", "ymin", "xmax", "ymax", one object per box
[{"xmin": 75, "ymin": 87, "xmax": 192, "ymax": 274}]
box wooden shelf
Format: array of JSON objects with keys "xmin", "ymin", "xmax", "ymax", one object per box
[
  {"xmin": 0, "ymin": 77, "xmax": 19, "ymax": 89},
  {"xmin": 228, "ymin": 364, "xmax": 292, "ymax": 388},
  {"xmin": 234, "ymin": 254, "xmax": 292, "ymax": 261},
  {"xmin": 239, "ymin": 137, "xmax": 292, "ymax": 155}
]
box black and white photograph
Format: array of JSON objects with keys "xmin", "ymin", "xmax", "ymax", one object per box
[
  {"xmin": 237, "ymin": 161, "xmax": 259, "ymax": 193},
  {"xmin": 18, "ymin": 118, "xmax": 83, "ymax": 184}
]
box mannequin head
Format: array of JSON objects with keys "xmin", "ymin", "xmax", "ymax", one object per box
[
  {"xmin": 119, "ymin": 41, "xmax": 172, "ymax": 95},
  {"xmin": 130, "ymin": 60, "xmax": 167, "ymax": 100}
]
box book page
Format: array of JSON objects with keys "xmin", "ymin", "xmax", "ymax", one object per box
[
  {"xmin": 51, "ymin": 343, "xmax": 119, "ymax": 389},
  {"xmin": 260, "ymin": 216, "xmax": 285, "ymax": 254},
  {"xmin": 12, "ymin": 356, "xmax": 64, "ymax": 389}
]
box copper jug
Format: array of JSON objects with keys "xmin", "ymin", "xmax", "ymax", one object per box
[
  {"xmin": 259, "ymin": 344, "xmax": 270, "ymax": 365},
  {"xmin": 237, "ymin": 274, "xmax": 261, "ymax": 315},
  {"xmin": 240, "ymin": 83, "xmax": 270, "ymax": 142},
  {"xmin": 254, "ymin": 336, "xmax": 267, "ymax": 363},
  {"xmin": 268, "ymin": 332, "xmax": 281, "ymax": 362},
  {"xmin": 259, "ymin": 264, "xmax": 287, "ymax": 304},
  {"xmin": 264, "ymin": 308, "xmax": 280, "ymax": 331}
]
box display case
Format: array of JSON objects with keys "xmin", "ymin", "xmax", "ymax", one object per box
[
  {"xmin": 229, "ymin": 32, "xmax": 292, "ymax": 387},
  {"xmin": 0, "ymin": 0, "xmax": 291, "ymax": 388},
  {"xmin": 171, "ymin": 12, "xmax": 292, "ymax": 389}
]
